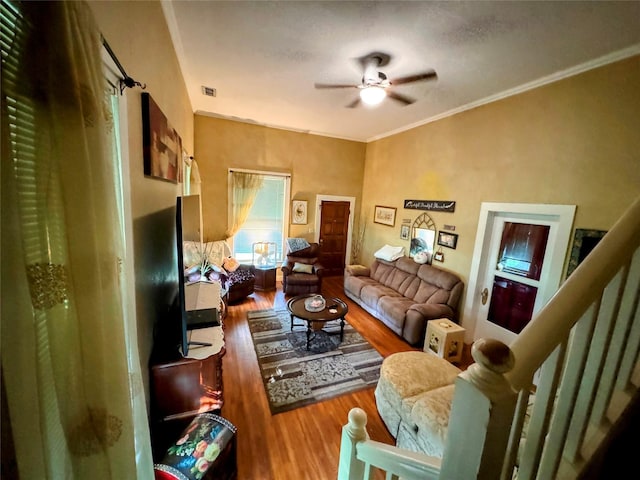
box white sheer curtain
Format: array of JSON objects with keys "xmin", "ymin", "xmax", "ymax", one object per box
[{"xmin": 1, "ymin": 1, "xmax": 153, "ymax": 478}]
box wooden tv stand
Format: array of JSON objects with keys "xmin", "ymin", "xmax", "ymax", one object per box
[{"xmin": 150, "ymin": 326, "xmax": 225, "ymax": 459}]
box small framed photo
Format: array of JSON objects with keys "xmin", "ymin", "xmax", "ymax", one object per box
[
  {"xmin": 437, "ymin": 231, "xmax": 458, "ymax": 249},
  {"xmin": 374, "ymin": 205, "xmax": 396, "ymax": 227},
  {"xmin": 292, "ymin": 200, "xmax": 308, "ymax": 224},
  {"xmin": 400, "ymin": 224, "xmax": 410, "ymax": 240}
]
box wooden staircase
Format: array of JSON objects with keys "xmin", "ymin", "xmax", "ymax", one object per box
[{"xmin": 339, "ymin": 196, "xmax": 640, "ymax": 480}]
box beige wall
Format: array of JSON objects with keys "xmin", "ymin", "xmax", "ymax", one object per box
[
  {"xmin": 90, "ymin": 1, "xmax": 193, "ymax": 396},
  {"xmin": 194, "ymin": 115, "xmax": 366, "ymax": 242},
  {"xmin": 362, "ymin": 55, "xmax": 640, "ymax": 303}
]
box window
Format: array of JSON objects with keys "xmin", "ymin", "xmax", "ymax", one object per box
[{"xmin": 229, "ymin": 171, "xmax": 290, "ymax": 264}]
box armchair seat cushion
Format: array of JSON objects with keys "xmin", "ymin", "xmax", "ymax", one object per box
[{"xmin": 285, "ymin": 272, "xmax": 320, "ymax": 285}]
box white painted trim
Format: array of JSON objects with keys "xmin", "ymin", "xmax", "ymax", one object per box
[
  {"xmin": 314, "ymin": 195, "xmax": 356, "ymax": 266},
  {"xmin": 463, "ymin": 202, "xmax": 576, "ymax": 344}
]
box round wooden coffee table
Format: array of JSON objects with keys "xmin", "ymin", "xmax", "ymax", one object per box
[{"xmin": 286, "ymin": 294, "xmax": 349, "ymax": 350}]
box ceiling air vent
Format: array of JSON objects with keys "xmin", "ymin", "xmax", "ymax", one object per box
[{"xmin": 201, "ymin": 86, "xmax": 217, "ymax": 97}]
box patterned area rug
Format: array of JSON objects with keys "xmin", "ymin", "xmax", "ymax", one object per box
[{"xmin": 247, "ymin": 308, "xmax": 384, "ymax": 415}]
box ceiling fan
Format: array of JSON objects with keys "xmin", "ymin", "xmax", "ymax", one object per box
[{"xmin": 314, "ymin": 52, "xmax": 437, "ymax": 108}]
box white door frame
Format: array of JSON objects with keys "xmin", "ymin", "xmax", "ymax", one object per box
[
  {"xmin": 314, "ymin": 195, "xmax": 356, "ymax": 266},
  {"xmin": 463, "ymin": 202, "xmax": 576, "ymax": 344}
]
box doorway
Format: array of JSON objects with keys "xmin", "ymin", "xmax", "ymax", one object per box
[
  {"xmin": 314, "ymin": 195, "xmax": 355, "ymax": 276},
  {"xmin": 464, "ymin": 203, "xmax": 576, "ymax": 345}
]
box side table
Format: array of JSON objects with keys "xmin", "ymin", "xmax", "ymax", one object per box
[
  {"xmin": 254, "ymin": 266, "xmax": 276, "ymax": 291},
  {"xmin": 425, "ymin": 318, "xmax": 465, "ymax": 363}
]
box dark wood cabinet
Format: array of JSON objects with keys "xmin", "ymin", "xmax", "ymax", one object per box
[
  {"xmin": 254, "ymin": 266, "xmax": 276, "ymax": 291},
  {"xmin": 150, "ymin": 346, "xmax": 225, "ymax": 459}
]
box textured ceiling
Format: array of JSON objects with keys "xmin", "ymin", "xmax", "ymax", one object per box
[{"xmin": 162, "ymin": 1, "xmax": 640, "ymax": 142}]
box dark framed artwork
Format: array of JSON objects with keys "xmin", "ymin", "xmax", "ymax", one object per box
[
  {"xmin": 142, "ymin": 92, "xmax": 182, "ymax": 183},
  {"xmin": 566, "ymin": 228, "xmax": 607, "ymax": 277},
  {"xmin": 437, "ymin": 231, "xmax": 458, "ymax": 249}
]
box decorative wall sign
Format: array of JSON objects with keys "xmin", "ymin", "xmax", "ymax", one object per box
[
  {"xmin": 142, "ymin": 93, "xmax": 182, "ymax": 183},
  {"xmin": 404, "ymin": 200, "xmax": 456, "ymax": 212}
]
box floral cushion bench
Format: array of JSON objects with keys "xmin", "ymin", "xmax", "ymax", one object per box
[{"xmin": 154, "ymin": 413, "xmax": 237, "ymax": 480}]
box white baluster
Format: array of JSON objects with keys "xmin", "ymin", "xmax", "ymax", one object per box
[
  {"xmin": 440, "ymin": 338, "xmax": 518, "ymax": 480},
  {"xmin": 338, "ymin": 407, "xmax": 369, "ymax": 480}
]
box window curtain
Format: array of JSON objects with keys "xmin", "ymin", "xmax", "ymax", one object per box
[
  {"xmin": 182, "ymin": 152, "xmax": 201, "ymax": 197},
  {"xmin": 225, "ymin": 171, "xmax": 264, "ymax": 238},
  {"xmin": 1, "ymin": 1, "xmax": 153, "ymax": 479}
]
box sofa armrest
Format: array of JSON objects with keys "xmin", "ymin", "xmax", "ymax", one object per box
[
  {"xmin": 281, "ymin": 260, "xmax": 294, "ymax": 275},
  {"xmin": 345, "ymin": 264, "xmax": 370, "ymax": 277},
  {"xmin": 313, "ymin": 263, "xmax": 326, "ymax": 277},
  {"xmin": 408, "ymin": 303, "xmax": 455, "ymax": 321}
]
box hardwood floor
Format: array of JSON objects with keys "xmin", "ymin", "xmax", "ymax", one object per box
[{"xmin": 220, "ymin": 275, "xmax": 466, "ymax": 479}]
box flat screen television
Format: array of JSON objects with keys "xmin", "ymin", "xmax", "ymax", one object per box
[{"xmin": 175, "ymin": 195, "xmax": 218, "ymax": 356}]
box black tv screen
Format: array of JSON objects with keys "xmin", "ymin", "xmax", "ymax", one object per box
[{"xmin": 175, "ymin": 195, "xmax": 215, "ymax": 356}]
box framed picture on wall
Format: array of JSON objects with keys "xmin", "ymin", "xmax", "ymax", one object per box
[
  {"xmin": 437, "ymin": 231, "xmax": 458, "ymax": 249},
  {"xmin": 142, "ymin": 92, "xmax": 182, "ymax": 183},
  {"xmin": 292, "ymin": 200, "xmax": 308, "ymax": 224},
  {"xmin": 400, "ymin": 224, "xmax": 410, "ymax": 240},
  {"xmin": 374, "ymin": 205, "xmax": 396, "ymax": 227}
]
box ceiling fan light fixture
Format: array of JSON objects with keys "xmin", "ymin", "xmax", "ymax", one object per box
[{"xmin": 359, "ymin": 86, "xmax": 386, "ymax": 106}]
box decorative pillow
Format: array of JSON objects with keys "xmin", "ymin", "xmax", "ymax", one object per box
[
  {"xmin": 292, "ymin": 262, "xmax": 314, "ymax": 274},
  {"xmin": 222, "ymin": 256, "xmax": 240, "ymax": 272},
  {"xmin": 287, "ymin": 237, "xmax": 311, "ymax": 254},
  {"xmin": 374, "ymin": 244, "xmax": 405, "ymax": 262},
  {"xmin": 205, "ymin": 240, "xmax": 231, "ymax": 268}
]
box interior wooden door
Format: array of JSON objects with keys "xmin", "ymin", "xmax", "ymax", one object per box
[{"xmin": 318, "ymin": 201, "xmax": 350, "ymax": 276}]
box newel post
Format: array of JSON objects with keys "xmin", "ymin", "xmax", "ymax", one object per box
[
  {"xmin": 337, "ymin": 407, "xmax": 369, "ymax": 480},
  {"xmin": 440, "ymin": 338, "xmax": 518, "ymax": 480}
]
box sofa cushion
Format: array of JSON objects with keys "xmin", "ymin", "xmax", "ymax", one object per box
[
  {"xmin": 376, "ymin": 352, "xmax": 461, "ymax": 431},
  {"xmin": 360, "ymin": 284, "xmax": 402, "ymax": 310},
  {"xmin": 343, "ymin": 274, "xmax": 378, "ymax": 298},
  {"xmin": 377, "ymin": 295, "xmax": 415, "ymax": 332}
]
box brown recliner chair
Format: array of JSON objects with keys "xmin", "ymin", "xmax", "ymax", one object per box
[{"xmin": 281, "ymin": 243, "xmax": 325, "ymax": 295}]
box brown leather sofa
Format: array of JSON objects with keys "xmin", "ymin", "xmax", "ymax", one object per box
[
  {"xmin": 344, "ymin": 256, "xmax": 464, "ymax": 346},
  {"xmin": 281, "ymin": 243, "xmax": 325, "ymax": 295}
]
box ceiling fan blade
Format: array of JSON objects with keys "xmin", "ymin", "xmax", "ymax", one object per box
[
  {"xmin": 387, "ymin": 91, "xmax": 415, "ymax": 106},
  {"xmin": 314, "ymin": 83, "xmax": 358, "ymax": 89},
  {"xmin": 390, "ymin": 70, "xmax": 437, "ymax": 86},
  {"xmin": 346, "ymin": 97, "xmax": 361, "ymax": 108}
]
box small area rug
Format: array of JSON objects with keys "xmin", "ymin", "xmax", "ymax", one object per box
[{"xmin": 247, "ymin": 308, "xmax": 383, "ymax": 415}]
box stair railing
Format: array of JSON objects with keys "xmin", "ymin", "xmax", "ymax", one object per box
[{"xmin": 338, "ymin": 195, "xmax": 640, "ymax": 480}]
